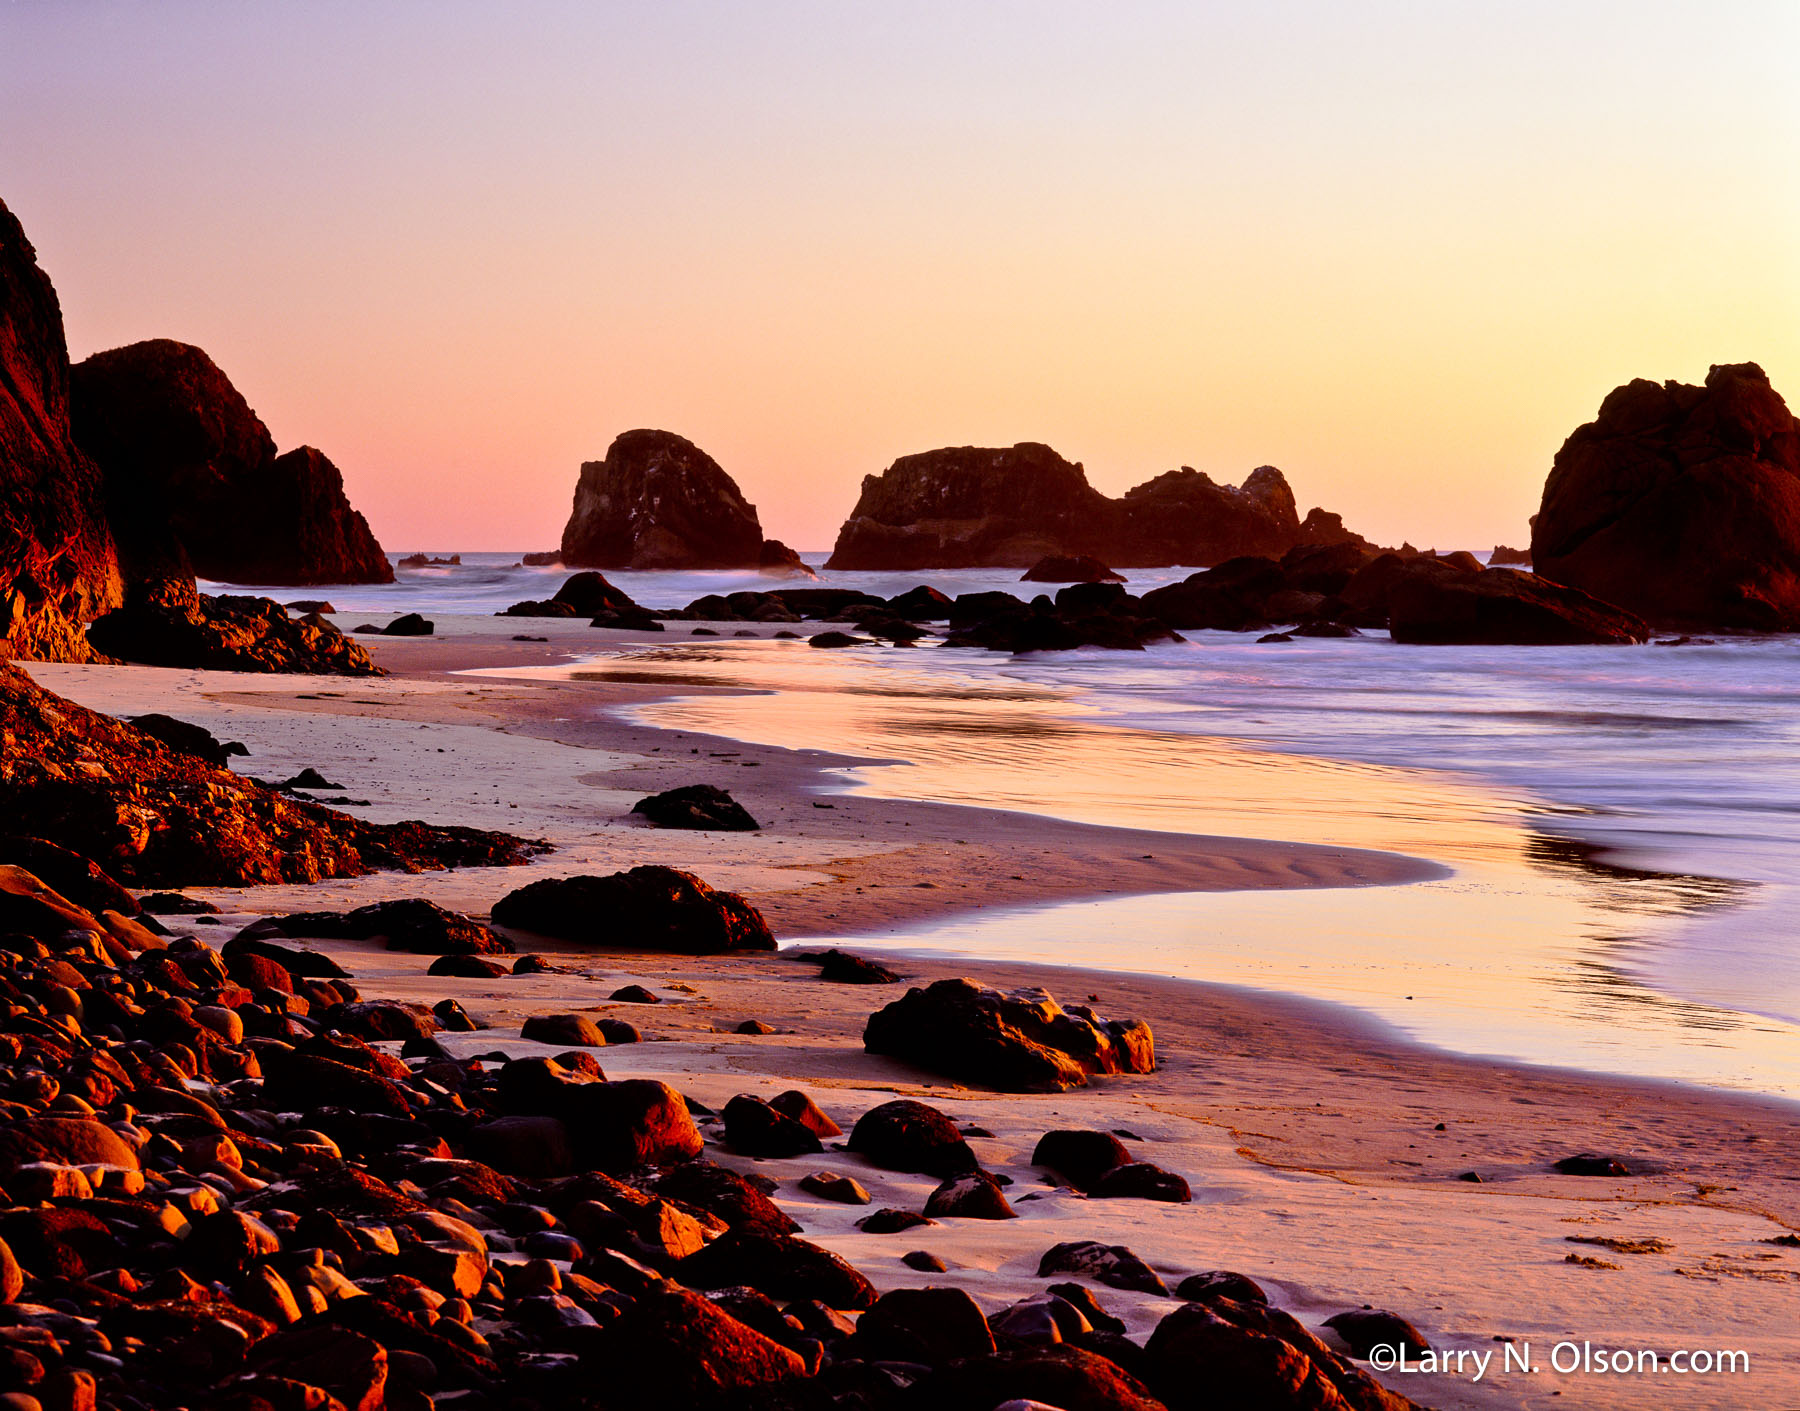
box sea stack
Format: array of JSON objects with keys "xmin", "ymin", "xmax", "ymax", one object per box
[
  {"xmin": 1531, "ymin": 363, "xmax": 1800, "ymax": 630},
  {"xmin": 70, "ymin": 339, "xmax": 394, "ymax": 586},
  {"xmin": 0, "ymin": 197, "xmax": 124, "ymax": 660},
  {"xmin": 826, "ymin": 443, "xmax": 1357, "ymax": 570},
  {"xmin": 560, "ymin": 429, "xmax": 776, "ymax": 570}
]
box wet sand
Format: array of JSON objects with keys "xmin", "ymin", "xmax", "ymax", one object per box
[{"xmin": 20, "ymin": 618, "xmax": 1800, "ymax": 1408}]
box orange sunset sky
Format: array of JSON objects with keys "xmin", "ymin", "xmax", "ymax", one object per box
[{"xmin": 4, "ymin": 2, "xmax": 1796, "ymax": 554}]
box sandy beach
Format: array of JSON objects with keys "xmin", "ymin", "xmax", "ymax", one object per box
[{"xmin": 22, "ymin": 618, "xmax": 1800, "ymax": 1409}]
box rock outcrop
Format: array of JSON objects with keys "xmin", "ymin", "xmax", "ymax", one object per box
[
  {"xmin": 826, "ymin": 443, "xmax": 1357, "ymax": 570},
  {"xmin": 70, "ymin": 339, "xmax": 392, "ymax": 586},
  {"xmin": 1532, "ymin": 363, "xmax": 1800, "ymax": 629},
  {"xmin": 0, "ymin": 663, "xmax": 542, "ymax": 885},
  {"xmin": 0, "ymin": 198, "xmax": 124, "ymax": 661},
  {"xmin": 87, "ymin": 579, "xmax": 382, "ymax": 673},
  {"xmin": 1386, "ymin": 563, "xmax": 1647, "ymax": 645},
  {"xmin": 560, "ymin": 430, "xmax": 766, "ymax": 570},
  {"xmin": 864, "ymin": 979, "xmax": 1156, "ymax": 1091}
]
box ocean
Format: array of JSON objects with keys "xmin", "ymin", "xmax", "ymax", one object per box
[{"xmin": 216, "ymin": 552, "xmax": 1800, "ymax": 1099}]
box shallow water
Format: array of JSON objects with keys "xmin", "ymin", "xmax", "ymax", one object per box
[{"xmin": 275, "ymin": 553, "xmax": 1800, "ymax": 1097}]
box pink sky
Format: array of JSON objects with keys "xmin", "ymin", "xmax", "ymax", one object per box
[{"xmin": 4, "ymin": 2, "xmax": 1796, "ymax": 552}]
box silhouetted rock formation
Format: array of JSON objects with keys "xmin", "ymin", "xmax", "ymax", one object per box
[
  {"xmin": 826, "ymin": 443, "xmax": 1359, "ymax": 570},
  {"xmin": 88, "ymin": 579, "xmax": 383, "ymax": 673},
  {"xmin": 0, "ymin": 198, "xmax": 124, "ymax": 661},
  {"xmin": 0, "ymin": 663, "xmax": 543, "ymax": 885},
  {"xmin": 1386, "ymin": 563, "xmax": 1647, "ymax": 645},
  {"xmin": 1532, "ymin": 363, "xmax": 1800, "ymax": 629},
  {"xmin": 70, "ymin": 339, "xmax": 392, "ymax": 587},
  {"xmin": 560, "ymin": 430, "xmax": 766, "ymax": 569},
  {"xmin": 759, "ymin": 537, "xmax": 816, "ymax": 576},
  {"xmin": 1022, "ymin": 554, "xmax": 1125, "ymax": 583},
  {"xmin": 1488, "ymin": 544, "xmax": 1531, "ymax": 565}
]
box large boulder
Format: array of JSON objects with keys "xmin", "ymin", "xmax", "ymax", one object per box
[
  {"xmin": 827, "ymin": 443, "xmax": 1359, "ymax": 571},
  {"xmin": 0, "ymin": 197, "xmax": 123, "ymax": 662},
  {"xmin": 88, "ymin": 580, "xmax": 382, "ymax": 674},
  {"xmin": 492, "ymin": 866, "xmax": 775, "ymax": 952},
  {"xmin": 1532, "ymin": 363, "xmax": 1800, "ymax": 629},
  {"xmin": 69, "ymin": 339, "xmax": 392, "ymax": 586},
  {"xmin": 560, "ymin": 430, "xmax": 765, "ymax": 569},
  {"xmin": 0, "ymin": 662, "xmax": 541, "ymax": 886},
  {"xmin": 587, "ymin": 1285, "xmax": 807, "ymax": 1410},
  {"xmin": 864, "ymin": 979, "xmax": 1155, "ymax": 1092},
  {"xmin": 1386, "ymin": 564, "xmax": 1648, "ymax": 645}
]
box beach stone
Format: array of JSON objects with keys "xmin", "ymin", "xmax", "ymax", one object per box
[
  {"xmin": 1324, "ymin": 1309, "xmax": 1431, "ymax": 1359},
  {"xmin": 847, "ymin": 1099, "xmax": 979, "ymax": 1177},
  {"xmin": 492, "ymin": 866, "xmax": 776, "ymax": 952},
  {"xmin": 383, "ymin": 613, "xmax": 433, "ymax": 635},
  {"xmin": 0, "ymin": 838, "xmax": 139, "ymax": 919},
  {"xmin": 562, "ymin": 1079, "xmax": 703, "ymax": 1172},
  {"xmin": 587, "ymin": 1284, "xmax": 806, "ymax": 1410},
  {"xmin": 1175, "ymin": 1270, "xmax": 1268, "ymax": 1306},
  {"xmin": 855, "ymin": 1286, "xmax": 995, "ymax": 1366},
  {"xmin": 916, "ymin": 1344, "xmax": 1166, "ymax": 1411},
  {"xmin": 734, "ymin": 1019, "xmax": 775, "ymax": 1035},
  {"xmin": 631, "ymin": 785, "xmax": 760, "ymax": 832},
  {"xmin": 722, "ymin": 1095, "xmax": 823, "ymax": 1158},
  {"xmin": 656, "ymin": 1161, "xmax": 800, "ymax": 1236},
  {"xmin": 1031, "ymin": 1129, "xmax": 1132, "ymax": 1190},
  {"xmin": 1092, "ymin": 1161, "xmax": 1192, "ymax": 1203},
  {"xmin": 990, "ymin": 1293, "xmax": 1091, "ymax": 1345},
  {"xmin": 596, "ymin": 1018, "xmax": 641, "ymax": 1044},
  {"xmin": 0, "ymin": 1119, "xmax": 139, "ymax": 1178},
  {"xmin": 331, "ymin": 1000, "xmax": 438, "ymax": 1042},
  {"xmin": 244, "ymin": 1324, "xmax": 388, "ymax": 1411},
  {"xmin": 768, "ymin": 1089, "xmax": 842, "ymax": 1138},
  {"xmin": 677, "ymin": 1229, "xmax": 878, "ymax": 1309},
  {"xmin": 1037, "ymin": 1241, "xmax": 1169, "ymax": 1296},
  {"xmin": 864, "ymin": 979, "xmax": 1155, "ymax": 1092},
  {"xmin": 925, "ymin": 1170, "xmax": 1017, "ymax": 1220},
  {"xmin": 521, "ymin": 1013, "xmax": 605, "ymax": 1047},
  {"xmin": 0, "ymin": 1207, "xmax": 119, "ymax": 1280},
  {"xmin": 260, "ymin": 1049, "xmax": 414, "ymax": 1119},
  {"xmin": 903, "ymin": 1250, "xmax": 948, "ymax": 1273},
  {"xmin": 428, "ymin": 953, "xmax": 508, "ymax": 979},
  {"xmin": 1047, "ymin": 1283, "xmax": 1127, "ymax": 1335},
  {"xmin": 856, "ymin": 1209, "xmax": 936, "ymax": 1235},
  {"xmin": 798, "ymin": 1172, "xmax": 869, "ymax": 1205},
  {"xmin": 608, "ymin": 984, "xmax": 659, "ymax": 1003},
  {"xmin": 816, "ymin": 948, "xmax": 901, "ymax": 984},
  {"xmin": 1554, "ymin": 1153, "xmax": 1631, "ymax": 1176},
  {"xmin": 464, "ymin": 1116, "xmax": 576, "ymax": 1178}
]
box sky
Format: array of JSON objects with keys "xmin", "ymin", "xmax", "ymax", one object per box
[{"xmin": 3, "ymin": 1, "xmax": 1796, "ymax": 553}]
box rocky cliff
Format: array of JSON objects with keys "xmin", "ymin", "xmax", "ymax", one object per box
[
  {"xmin": 825, "ymin": 443, "xmax": 1352, "ymax": 570},
  {"xmin": 70, "ymin": 339, "xmax": 393, "ymax": 586},
  {"xmin": 1532, "ymin": 363, "xmax": 1800, "ymax": 629},
  {"xmin": 560, "ymin": 429, "xmax": 766, "ymax": 570},
  {"xmin": 0, "ymin": 199, "xmax": 123, "ymax": 661}
]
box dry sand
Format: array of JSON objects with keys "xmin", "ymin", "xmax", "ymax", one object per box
[{"xmin": 21, "ymin": 619, "xmax": 1800, "ymax": 1408}]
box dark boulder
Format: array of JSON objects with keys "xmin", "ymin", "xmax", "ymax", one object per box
[
  {"xmin": 381, "ymin": 612, "xmax": 433, "ymax": 636},
  {"xmin": 269, "ymin": 898, "xmax": 510, "ymax": 955},
  {"xmin": 631, "ymin": 785, "xmax": 759, "ymax": 832},
  {"xmin": 1532, "ymin": 363, "xmax": 1800, "ymax": 629},
  {"xmin": 722, "ymin": 1094, "xmax": 823, "ymax": 1158},
  {"xmin": 1036, "ymin": 1241, "xmax": 1168, "ymax": 1296},
  {"xmin": 767, "ymin": 1089, "xmax": 842, "ymax": 1138},
  {"xmin": 559, "ymin": 1079, "xmax": 703, "ymax": 1171},
  {"xmin": 864, "ymin": 978, "xmax": 1155, "ymax": 1091},
  {"xmin": 655, "ymin": 1161, "xmax": 800, "ymax": 1236},
  {"xmin": 1323, "ymin": 1309, "xmax": 1430, "ymax": 1359},
  {"xmin": 586, "ymin": 1284, "xmax": 807, "ymax": 1410},
  {"xmin": 492, "ymin": 866, "xmax": 775, "ymax": 952},
  {"xmin": 914, "ymin": 1344, "xmax": 1166, "ymax": 1411},
  {"xmin": 1092, "ymin": 1161, "xmax": 1191, "ymax": 1203},
  {"xmin": 560, "ymin": 430, "xmax": 766, "ymax": 570},
  {"xmin": 759, "ymin": 538, "xmax": 815, "ymax": 576},
  {"xmin": 1553, "ymin": 1153, "xmax": 1631, "ymax": 1176},
  {"xmin": 816, "ymin": 948, "xmax": 901, "ymax": 984},
  {"xmin": 677, "ymin": 1229, "xmax": 878, "ymax": 1309},
  {"xmin": 126, "ymin": 713, "xmax": 247, "ymax": 766},
  {"xmin": 551, "ymin": 570, "xmax": 641, "ymax": 617},
  {"xmin": 1023, "ymin": 554, "xmax": 1126, "ymax": 583},
  {"xmin": 0, "ymin": 836, "xmax": 139, "ymax": 917},
  {"xmin": 70, "ymin": 339, "xmax": 391, "ymax": 585},
  {"xmin": 943, "ymin": 598, "xmax": 1182, "ymax": 654},
  {"xmin": 924, "ymin": 1170, "xmax": 1016, "ymax": 1220},
  {"xmin": 854, "ymin": 1287, "xmax": 994, "ymax": 1366},
  {"xmin": 1139, "ymin": 555, "xmax": 1286, "ymax": 631},
  {"xmin": 1176, "ymin": 1270, "xmax": 1269, "ymax": 1305},
  {"xmin": 1387, "ymin": 565, "xmax": 1647, "ymax": 645},
  {"xmin": 1031, "ymin": 1130, "xmax": 1132, "ymax": 1190},
  {"xmin": 88, "ymin": 582, "xmax": 384, "ymax": 674},
  {"xmin": 1489, "ymin": 544, "xmax": 1531, "ymax": 566},
  {"xmin": 847, "ymin": 1099, "xmax": 979, "ymax": 1177}
]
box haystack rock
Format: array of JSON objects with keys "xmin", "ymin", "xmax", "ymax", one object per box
[
  {"xmin": 0, "ymin": 197, "xmax": 123, "ymax": 661},
  {"xmin": 560, "ymin": 429, "xmax": 766, "ymax": 570},
  {"xmin": 826, "ymin": 443, "xmax": 1355, "ymax": 570},
  {"xmin": 1532, "ymin": 363, "xmax": 1800, "ymax": 629},
  {"xmin": 70, "ymin": 339, "xmax": 393, "ymax": 586}
]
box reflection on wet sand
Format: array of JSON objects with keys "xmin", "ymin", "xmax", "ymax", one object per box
[{"xmin": 544, "ymin": 640, "xmax": 1798, "ymax": 1097}]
